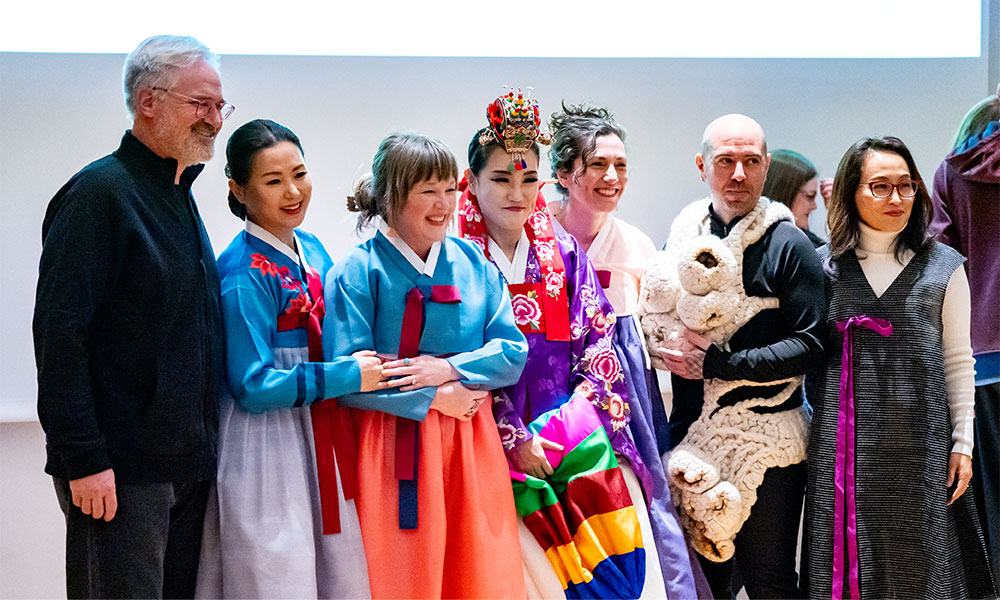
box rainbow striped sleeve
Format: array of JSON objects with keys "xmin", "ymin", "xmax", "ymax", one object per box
[{"xmin": 511, "ymin": 394, "xmax": 645, "ymax": 599}]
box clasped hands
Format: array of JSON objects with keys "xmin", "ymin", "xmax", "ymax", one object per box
[
  {"xmin": 363, "ymin": 353, "xmax": 486, "ymax": 421},
  {"xmin": 355, "ymin": 351, "xmax": 461, "ymax": 394}
]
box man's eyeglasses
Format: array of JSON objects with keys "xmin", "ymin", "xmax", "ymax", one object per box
[
  {"xmin": 152, "ymin": 87, "xmax": 235, "ymax": 120},
  {"xmin": 864, "ymin": 181, "xmax": 919, "ymax": 199}
]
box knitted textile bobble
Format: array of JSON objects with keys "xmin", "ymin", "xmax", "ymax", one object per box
[
  {"xmin": 638, "ymin": 197, "xmax": 810, "ymax": 562},
  {"xmin": 676, "ymin": 234, "xmax": 738, "ymax": 296}
]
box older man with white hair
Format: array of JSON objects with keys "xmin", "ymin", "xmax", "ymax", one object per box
[
  {"xmin": 33, "ymin": 35, "xmax": 233, "ymax": 598},
  {"xmin": 645, "ymin": 114, "xmax": 826, "ymax": 598}
]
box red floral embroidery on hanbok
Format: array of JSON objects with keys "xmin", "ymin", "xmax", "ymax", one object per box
[
  {"xmin": 575, "ymin": 380, "xmax": 596, "ymax": 400},
  {"xmin": 511, "ymin": 291, "xmax": 543, "ymax": 331},
  {"xmin": 250, "ymin": 253, "xmax": 280, "ymax": 277},
  {"xmin": 590, "ymin": 310, "xmax": 614, "ymax": 336},
  {"xmin": 604, "ymin": 392, "xmax": 629, "ymax": 431},
  {"xmin": 534, "ymin": 239, "xmax": 555, "ymax": 262},
  {"xmin": 285, "ymin": 293, "xmax": 313, "ymax": 314},
  {"xmin": 544, "ymin": 270, "xmax": 565, "ymax": 298},
  {"xmin": 251, "ymin": 253, "xmax": 305, "ymax": 300},
  {"xmin": 527, "ymin": 211, "xmax": 550, "ymax": 236},
  {"xmin": 586, "ymin": 344, "xmax": 623, "ymax": 385}
]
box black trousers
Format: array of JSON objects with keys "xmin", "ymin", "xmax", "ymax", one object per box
[
  {"xmin": 53, "ymin": 477, "xmax": 211, "ymax": 599},
  {"xmin": 699, "ymin": 462, "xmax": 807, "ymax": 599},
  {"xmin": 973, "ymin": 381, "xmax": 1000, "ymax": 585}
]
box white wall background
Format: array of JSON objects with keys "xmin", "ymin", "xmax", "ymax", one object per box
[
  {"xmin": 4, "ymin": 52, "xmax": 996, "ymax": 421},
  {"xmin": 1, "ymin": 1, "xmax": 996, "ymax": 596}
]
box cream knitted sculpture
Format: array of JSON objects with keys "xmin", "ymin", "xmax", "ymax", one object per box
[{"xmin": 637, "ymin": 197, "xmax": 810, "ymax": 562}]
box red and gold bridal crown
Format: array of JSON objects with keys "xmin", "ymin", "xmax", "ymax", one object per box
[{"xmin": 479, "ymin": 87, "xmax": 552, "ymax": 171}]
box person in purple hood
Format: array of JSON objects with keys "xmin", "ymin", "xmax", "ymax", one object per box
[{"xmin": 929, "ymin": 83, "xmax": 1000, "ymax": 583}]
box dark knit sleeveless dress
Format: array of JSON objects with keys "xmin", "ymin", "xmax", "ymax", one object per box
[{"xmin": 806, "ymin": 242, "xmax": 996, "ymax": 599}]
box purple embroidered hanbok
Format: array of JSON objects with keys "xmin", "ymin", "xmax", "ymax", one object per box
[
  {"xmin": 459, "ymin": 186, "xmax": 667, "ymax": 598},
  {"xmin": 492, "ymin": 231, "xmax": 646, "ymax": 478}
]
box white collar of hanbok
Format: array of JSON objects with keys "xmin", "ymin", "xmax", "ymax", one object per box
[
  {"xmin": 377, "ymin": 220, "xmax": 440, "ymax": 278},
  {"xmin": 246, "ymin": 220, "xmax": 300, "ymax": 266},
  {"xmin": 488, "ymin": 230, "xmax": 530, "ymax": 285},
  {"xmin": 586, "ymin": 214, "xmax": 615, "ymax": 263}
]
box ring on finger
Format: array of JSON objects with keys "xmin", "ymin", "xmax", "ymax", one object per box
[{"xmin": 403, "ymin": 357, "xmax": 411, "ymax": 365}]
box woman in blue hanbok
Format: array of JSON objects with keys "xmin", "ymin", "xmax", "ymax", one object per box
[
  {"xmin": 196, "ymin": 120, "xmax": 392, "ymax": 599},
  {"xmin": 323, "ymin": 132, "xmax": 528, "ymax": 599}
]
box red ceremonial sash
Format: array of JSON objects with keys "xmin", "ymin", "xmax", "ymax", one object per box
[{"xmin": 275, "ymin": 269, "xmax": 358, "ymax": 535}]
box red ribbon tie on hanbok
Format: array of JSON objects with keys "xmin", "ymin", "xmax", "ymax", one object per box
[
  {"xmin": 395, "ymin": 282, "xmax": 462, "ymax": 530},
  {"xmin": 832, "ymin": 315, "xmax": 892, "ymax": 600},
  {"xmin": 595, "ymin": 269, "xmax": 612, "ymax": 289},
  {"xmin": 275, "ymin": 270, "xmax": 358, "ymax": 535}
]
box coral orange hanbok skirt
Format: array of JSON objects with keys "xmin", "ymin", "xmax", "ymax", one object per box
[{"xmin": 354, "ymin": 405, "xmax": 526, "ymax": 599}]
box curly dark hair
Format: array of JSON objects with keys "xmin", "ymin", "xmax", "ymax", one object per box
[{"xmin": 548, "ymin": 102, "xmax": 626, "ymax": 196}]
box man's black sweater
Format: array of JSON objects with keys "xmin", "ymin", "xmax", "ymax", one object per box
[
  {"xmin": 668, "ymin": 204, "xmax": 827, "ymax": 448},
  {"xmin": 33, "ymin": 131, "xmax": 222, "ymax": 483}
]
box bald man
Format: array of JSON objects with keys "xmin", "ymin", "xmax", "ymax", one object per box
[{"xmin": 659, "ymin": 114, "xmax": 826, "ymax": 598}]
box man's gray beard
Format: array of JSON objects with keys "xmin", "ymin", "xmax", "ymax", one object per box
[{"xmin": 153, "ymin": 118, "xmax": 215, "ymax": 167}]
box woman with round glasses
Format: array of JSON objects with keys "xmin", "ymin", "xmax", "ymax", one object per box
[{"xmin": 804, "ymin": 136, "xmax": 995, "ymax": 598}]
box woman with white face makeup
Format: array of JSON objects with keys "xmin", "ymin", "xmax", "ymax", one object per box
[
  {"xmin": 805, "ymin": 136, "xmax": 995, "ymax": 599},
  {"xmin": 459, "ymin": 90, "xmax": 670, "ymax": 599},
  {"xmin": 547, "ymin": 104, "xmax": 709, "ymax": 599},
  {"xmin": 324, "ymin": 132, "xmax": 528, "ymax": 599},
  {"xmin": 196, "ymin": 119, "xmax": 395, "ymax": 599}
]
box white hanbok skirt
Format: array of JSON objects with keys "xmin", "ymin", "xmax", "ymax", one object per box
[{"xmin": 196, "ymin": 347, "xmax": 370, "ymax": 599}]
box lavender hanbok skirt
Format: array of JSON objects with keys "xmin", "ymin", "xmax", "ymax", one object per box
[{"xmin": 615, "ymin": 314, "xmax": 710, "ymax": 599}]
